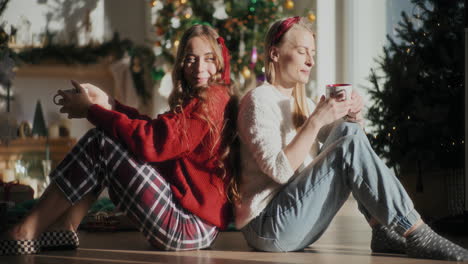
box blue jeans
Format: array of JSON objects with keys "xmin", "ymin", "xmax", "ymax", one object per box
[{"xmin": 241, "ymin": 122, "xmax": 420, "ymax": 252}]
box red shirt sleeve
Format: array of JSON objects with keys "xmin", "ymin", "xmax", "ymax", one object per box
[
  {"xmin": 113, "ymin": 100, "xmax": 152, "ymax": 121},
  {"xmin": 86, "ymin": 86, "xmax": 228, "ymax": 163}
]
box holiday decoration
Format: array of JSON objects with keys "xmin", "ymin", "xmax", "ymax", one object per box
[
  {"xmin": 366, "ymin": 0, "xmax": 464, "ymax": 174},
  {"xmin": 151, "ymin": 0, "xmax": 315, "ymax": 90},
  {"xmin": 284, "ymin": 0, "xmax": 294, "ymax": 10},
  {"xmin": 241, "ymin": 66, "xmax": 251, "ymax": 79},
  {"xmin": 307, "ymin": 12, "xmax": 316, "ymax": 22},
  {"xmin": 31, "ymin": 100, "xmax": 47, "ymax": 137},
  {"xmin": 6, "ymin": 0, "xmax": 317, "ymax": 95}
]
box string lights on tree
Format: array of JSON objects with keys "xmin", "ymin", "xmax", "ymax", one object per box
[
  {"xmin": 150, "ymin": 0, "xmax": 315, "ymax": 90},
  {"xmin": 367, "ymin": 0, "xmax": 464, "ymax": 176}
]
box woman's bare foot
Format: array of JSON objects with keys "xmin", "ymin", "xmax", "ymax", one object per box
[{"xmin": 2, "ymin": 222, "xmax": 37, "ymax": 241}]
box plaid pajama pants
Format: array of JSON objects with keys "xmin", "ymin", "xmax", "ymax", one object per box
[{"xmin": 50, "ymin": 128, "xmax": 219, "ymax": 251}]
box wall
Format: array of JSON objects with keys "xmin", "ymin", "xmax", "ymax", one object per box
[
  {"xmin": 12, "ymin": 65, "xmax": 114, "ymax": 139},
  {"xmin": 3, "ymin": 0, "xmax": 105, "ymax": 46},
  {"xmin": 336, "ymin": 0, "xmax": 387, "ymax": 117},
  {"xmin": 3, "ymin": 0, "xmax": 148, "ymax": 140}
]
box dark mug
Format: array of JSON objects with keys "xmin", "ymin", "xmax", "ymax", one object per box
[{"xmin": 53, "ymin": 88, "xmax": 79, "ymax": 105}]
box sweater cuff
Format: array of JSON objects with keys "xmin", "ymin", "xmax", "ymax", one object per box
[{"xmin": 87, "ymin": 104, "xmax": 118, "ymax": 129}]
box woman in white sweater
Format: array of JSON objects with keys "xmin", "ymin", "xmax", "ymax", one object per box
[{"xmin": 234, "ymin": 16, "xmax": 468, "ymax": 261}]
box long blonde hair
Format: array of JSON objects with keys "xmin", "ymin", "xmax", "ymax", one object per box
[
  {"xmin": 264, "ymin": 17, "xmax": 315, "ymax": 129},
  {"xmin": 168, "ymin": 25, "xmax": 239, "ymax": 199}
]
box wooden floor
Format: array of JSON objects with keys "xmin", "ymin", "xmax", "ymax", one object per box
[{"xmin": 1, "ymin": 198, "xmax": 467, "ymax": 264}]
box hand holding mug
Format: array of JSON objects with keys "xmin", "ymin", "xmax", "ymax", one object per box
[
  {"xmin": 347, "ymin": 90, "xmax": 364, "ymax": 125},
  {"xmin": 53, "ymin": 87, "xmax": 79, "ymax": 106},
  {"xmin": 325, "ymin": 83, "xmax": 363, "ymax": 124},
  {"xmin": 53, "ymin": 80, "xmax": 93, "ymax": 119}
]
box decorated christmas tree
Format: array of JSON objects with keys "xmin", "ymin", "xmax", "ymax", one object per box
[
  {"xmin": 366, "ymin": 0, "xmax": 464, "ymax": 175},
  {"xmin": 150, "ymin": 0, "xmax": 315, "ymax": 89}
]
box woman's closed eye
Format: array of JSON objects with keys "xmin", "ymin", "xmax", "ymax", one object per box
[{"xmin": 297, "ymin": 48, "xmax": 306, "ymax": 55}]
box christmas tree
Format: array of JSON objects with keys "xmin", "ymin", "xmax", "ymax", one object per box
[
  {"xmin": 366, "ymin": 0, "xmax": 464, "ymax": 175},
  {"xmin": 32, "ymin": 100, "xmax": 47, "ymax": 137},
  {"xmin": 150, "ymin": 0, "xmax": 315, "ymax": 89}
]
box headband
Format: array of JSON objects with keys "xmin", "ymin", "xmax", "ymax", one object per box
[
  {"xmin": 216, "ymin": 37, "xmax": 231, "ymax": 85},
  {"xmin": 273, "ymin": 16, "xmax": 301, "ymax": 44}
]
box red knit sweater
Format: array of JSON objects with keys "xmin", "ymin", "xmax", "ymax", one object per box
[{"xmin": 86, "ymin": 85, "xmax": 232, "ymax": 229}]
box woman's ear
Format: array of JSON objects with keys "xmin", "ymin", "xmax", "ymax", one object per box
[{"xmin": 270, "ymin": 47, "xmax": 280, "ymax": 63}]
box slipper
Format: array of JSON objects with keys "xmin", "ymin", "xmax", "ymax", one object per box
[
  {"xmin": 0, "ymin": 238, "xmax": 41, "ymax": 255},
  {"xmin": 40, "ymin": 230, "xmax": 79, "ymax": 250}
]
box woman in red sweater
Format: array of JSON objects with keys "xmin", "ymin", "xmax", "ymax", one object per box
[{"xmin": 0, "ymin": 24, "xmax": 237, "ymax": 255}]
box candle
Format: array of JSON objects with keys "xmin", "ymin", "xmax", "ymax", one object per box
[{"xmin": 3, "ymin": 169, "xmax": 15, "ymax": 182}]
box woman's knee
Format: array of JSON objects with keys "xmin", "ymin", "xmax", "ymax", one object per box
[
  {"xmin": 333, "ymin": 121, "xmax": 362, "ymax": 136},
  {"xmin": 82, "ymin": 127, "xmax": 101, "ymax": 138}
]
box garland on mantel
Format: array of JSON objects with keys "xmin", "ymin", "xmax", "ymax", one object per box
[
  {"xmin": 0, "ymin": 0, "xmax": 162, "ymax": 105},
  {"xmin": 14, "ymin": 33, "xmax": 158, "ymax": 105}
]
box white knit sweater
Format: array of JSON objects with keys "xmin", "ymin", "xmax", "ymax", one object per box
[{"xmin": 235, "ymin": 82, "xmax": 322, "ymax": 228}]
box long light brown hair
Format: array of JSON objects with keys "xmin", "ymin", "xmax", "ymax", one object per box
[
  {"xmin": 168, "ymin": 24, "xmax": 239, "ymax": 201},
  {"xmin": 264, "ymin": 17, "xmax": 315, "ymax": 129}
]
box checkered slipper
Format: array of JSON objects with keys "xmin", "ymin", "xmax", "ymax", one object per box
[
  {"xmin": 0, "ymin": 239, "xmax": 41, "ymax": 255},
  {"xmin": 40, "ymin": 230, "xmax": 79, "ymax": 250}
]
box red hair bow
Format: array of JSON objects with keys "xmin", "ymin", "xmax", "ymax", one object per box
[
  {"xmin": 216, "ymin": 37, "xmax": 231, "ymax": 85},
  {"xmin": 273, "ymin": 16, "xmax": 301, "ymax": 44}
]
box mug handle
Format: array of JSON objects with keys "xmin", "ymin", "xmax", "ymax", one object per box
[{"xmin": 53, "ymin": 94, "xmax": 62, "ymax": 105}]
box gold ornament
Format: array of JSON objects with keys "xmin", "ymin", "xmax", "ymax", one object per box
[
  {"xmin": 308, "ymin": 12, "xmax": 316, "ymax": 22},
  {"xmin": 284, "ymin": 0, "xmax": 294, "ymax": 10},
  {"xmin": 242, "ymin": 66, "xmax": 251, "ymax": 79}
]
